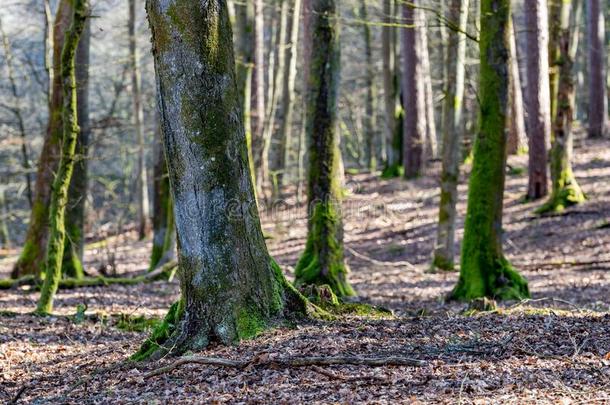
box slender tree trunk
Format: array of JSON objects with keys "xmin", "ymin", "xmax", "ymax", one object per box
[
  {"xmin": 44, "ymin": 0, "xmax": 54, "ymax": 106},
  {"xmin": 278, "ymin": 0, "xmax": 302, "ymax": 188},
  {"xmin": 294, "ymin": 0, "xmax": 354, "ymax": 297},
  {"xmin": 149, "ymin": 117, "xmax": 175, "ymax": 271},
  {"xmin": 525, "ymin": 0, "xmax": 551, "ymax": 200},
  {"xmin": 11, "ymin": 0, "xmax": 72, "ymax": 279},
  {"xmin": 539, "ymin": 0, "xmax": 586, "ymax": 212},
  {"xmin": 420, "ymin": 20, "xmax": 437, "ymax": 160},
  {"xmin": 431, "ymin": 0, "xmax": 469, "ymax": 272},
  {"xmin": 0, "ymin": 188, "xmax": 10, "ymax": 249},
  {"xmin": 402, "ymin": 4, "xmax": 426, "ymax": 178},
  {"xmin": 297, "ymin": 0, "xmax": 313, "ymax": 202},
  {"xmin": 360, "ymin": 0, "xmax": 377, "ymax": 171},
  {"xmin": 252, "ymin": 0, "xmax": 266, "ymax": 187},
  {"xmin": 586, "ymin": 0, "xmax": 608, "ymax": 137},
  {"xmin": 37, "ymin": 0, "xmax": 89, "ymax": 314},
  {"xmin": 382, "ymin": 0, "xmax": 400, "ymax": 173},
  {"xmin": 129, "ymin": 0, "xmax": 150, "ymax": 239},
  {"xmin": 451, "ymin": 0, "xmax": 529, "ymax": 300},
  {"xmin": 62, "ymin": 19, "xmax": 90, "ymax": 279},
  {"xmin": 137, "ymin": 0, "xmax": 319, "ymax": 359},
  {"xmin": 0, "ymin": 17, "xmax": 33, "ymax": 207},
  {"xmin": 507, "ymin": 16, "xmax": 527, "ymax": 155}
]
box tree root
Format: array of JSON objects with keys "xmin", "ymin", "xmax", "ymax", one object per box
[
  {"xmin": 346, "ymin": 246, "xmax": 418, "ymax": 271},
  {"xmin": 142, "ymin": 354, "xmax": 426, "ymax": 379},
  {"xmin": 0, "ymin": 260, "xmax": 178, "ymax": 290}
]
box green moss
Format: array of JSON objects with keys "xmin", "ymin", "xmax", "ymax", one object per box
[
  {"xmin": 452, "ymin": 257, "xmax": 529, "ymax": 301},
  {"xmin": 536, "ymin": 181, "xmax": 586, "ymax": 214},
  {"xmin": 235, "ymin": 306, "xmax": 266, "ymax": 340},
  {"xmin": 116, "ymin": 314, "xmax": 161, "ymax": 333},
  {"xmin": 381, "ymin": 163, "xmax": 404, "ymax": 179},
  {"xmin": 507, "ymin": 166, "xmax": 526, "ymax": 176},
  {"xmin": 430, "ymin": 254, "xmax": 455, "ymax": 272},
  {"xmin": 131, "ymin": 300, "xmax": 183, "ymax": 361}
]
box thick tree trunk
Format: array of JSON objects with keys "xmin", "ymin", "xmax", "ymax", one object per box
[
  {"xmin": 451, "ymin": 0, "xmax": 529, "ymax": 300},
  {"xmin": 360, "ymin": 0, "xmax": 377, "ymax": 171},
  {"xmin": 431, "ymin": 0, "xmax": 469, "ymax": 272},
  {"xmin": 539, "ymin": 0, "xmax": 586, "ymax": 212},
  {"xmin": 525, "ymin": 0, "xmax": 551, "ymax": 200},
  {"xmin": 139, "ymin": 0, "xmax": 319, "ymax": 359},
  {"xmin": 0, "ymin": 18, "xmax": 33, "ymax": 207},
  {"xmin": 586, "ymin": 0, "xmax": 608, "ymax": 138},
  {"xmin": 149, "ymin": 119, "xmax": 175, "ymax": 271},
  {"xmin": 37, "ymin": 0, "xmax": 89, "ymax": 314},
  {"xmin": 507, "ymin": 16, "xmax": 527, "ymax": 155},
  {"xmin": 420, "ymin": 21, "xmax": 437, "ymax": 160},
  {"xmin": 129, "ymin": 0, "xmax": 151, "ymax": 239},
  {"xmin": 278, "ymin": 0, "xmax": 302, "ymax": 188},
  {"xmin": 62, "ymin": 19, "xmax": 90, "ymax": 279},
  {"xmin": 402, "ymin": 4, "xmax": 426, "ymax": 178},
  {"xmin": 11, "ymin": 0, "xmax": 72, "ymax": 279},
  {"xmin": 294, "ymin": 0, "xmax": 354, "ymax": 297}
]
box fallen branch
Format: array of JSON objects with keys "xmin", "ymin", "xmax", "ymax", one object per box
[
  {"xmin": 515, "ymin": 258, "xmax": 610, "ymax": 270},
  {"xmin": 143, "ymin": 354, "xmax": 426, "ymax": 379},
  {"xmin": 345, "ymin": 246, "xmax": 418, "ymax": 271}
]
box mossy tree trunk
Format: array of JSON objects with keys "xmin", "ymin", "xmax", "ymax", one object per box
[
  {"xmin": 141, "ymin": 0, "xmax": 320, "ymax": 358},
  {"xmin": 0, "ymin": 188, "xmax": 10, "ymax": 249},
  {"xmin": 586, "ymin": 0, "xmax": 608, "ymax": 138},
  {"xmin": 11, "ymin": 0, "xmax": 72, "ymax": 279},
  {"xmin": 401, "ymin": 4, "xmax": 426, "ymax": 178},
  {"xmin": 539, "ymin": 0, "xmax": 586, "ymax": 213},
  {"xmin": 360, "ymin": 0, "xmax": 377, "ymax": 172},
  {"xmin": 62, "ymin": 18, "xmax": 90, "ymax": 279},
  {"xmin": 294, "ymin": 0, "xmax": 354, "ymax": 298},
  {"xmin": 149, "ymin": 120, "xmax": 175, "ymax": 271},
  {"xmin": 507, "ymin": 16, "xmax": 527, "ymax": 155},
  {"xmin": 525, "ymin": 0, "xmax": 551, "ymax": 200},
  {"xmin": 129, "ymin": 0, "xmax": 151, "ymax": 240},
  {"xmin": 431, "ymin": 0, "xmax": 468, "ymax": 272},
  {"xmin": 37, "ymin": 0, "xmax": 89, "ymax": 314},
  {"xmin": 450, "ymin": 0, "xmax": 529, "ymax": 301}
]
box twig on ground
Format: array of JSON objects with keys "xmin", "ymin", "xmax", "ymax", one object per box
[
  {"xmin": 507, "ymin": 297, "xmax": 588, "ymax": 313},
  {"xmin": 143, "ymin": 354, "xmax": 426, "ymax": 379},
  {"xmin": 516, "ymin": 258, "xmax": 610, "ymax": 269},
  {"xmin": 9, "ymin": 385, "xmax": 27, "ymax": 404},
  {"xmin": 345, "ymin": 246, "xmax": 418, "ymax": 271}
]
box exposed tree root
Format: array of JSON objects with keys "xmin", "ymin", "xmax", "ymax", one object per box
[{"xmin": 142, "ymin": 354, "xmax": 426, "ymax": 379}]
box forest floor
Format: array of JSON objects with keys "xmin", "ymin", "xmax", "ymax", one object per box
[{"xmin": 1, "ymin": 137, "xmax": 610, "ymax": 404}]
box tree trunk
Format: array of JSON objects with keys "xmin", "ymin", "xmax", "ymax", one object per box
[
  {"xmin": 420, "ymin": 20, "xmax": 437, "ymax": 160},
  {"xmin": 507, "ymin": 16, "xmax": 527, "ymax": 155},
  {"xmin": 149, "ymin": 118, "xmax": 175, "ymax": 271},
  {"xmin": 62, "ymin": 19, "xmax": 90, "ymax": 279},
  {"xmin": 294, "ymin": 0, "xmax": 354, "ymax": 297},
  {"xmin": 0, "ymin": 188, "xmax": 10, "ymax": 249},
  {"xmin": 451, "ymin": 0, "xmax": 529, "ymax": 300},
  {"xmin": 43, "ymin": 0, "xmax": 54, "ymax": 106},
  {"xmin": 586, "ymin": 0, "xmax": 608, "ymax": 138},
  {"xmin": 431, "ymin": 0, "xmax": 469, "ymax": 272},
  {"xmin": 0, "ymin": 18, "xmax": 33, "ymax": 208},
  {"xmin": 129, "ymin": 0, "xmax": 151, "ymax": 239},
  {"xmin": 11, "ymin": 0, "xmax": 72, "ymax": 279},
  {"xmin": 539, "ymin": 0, "xmax": 586, "ymax": 212},
  {"xmin": 360, "ymin": 0, "xmax": 377, "ymax": 171},
  {"xmin": 278, "ymin": 0, "xmax": 302, "ymax": 188},
  {"xmin": 37, "ymin": 0, "xmax": 89, "ymax": 314},
  {"xmin": 138, "ymin": 0, "xmax": 320, "ymax": 359},
  {"xmin": 252, "ymin": 0, "xmax": 266, "ymax": 188},
  {"xmin": 525, "ymin": 0, "xmax": 551, "ymax": 200},
  {"xmin": 402, "ymin": 4, "xmax": 426, "ymax": 178},
  {"xmin": 297, "ymin": 0, "xmax": 313, "ymax": 202}
]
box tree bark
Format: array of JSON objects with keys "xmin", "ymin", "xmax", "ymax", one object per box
[
  {"xmin": 360, "ymin": 0, "xmax": 377, "ymax": 171},
  {"xmin": 586, "ymin": 0, "xmax": 608, "ymax": 138},
  {"xmin": 62, "ymin": 19, "xmax": 90, "ymax": 279},
  {"xmin": 43, "ymin": 0, "xmax": 54, "ymax": 106},
  {"xmin": 294, "ymin": 0, "xmax": 354, "ymax": 297},
  {"xmin": 252, "ymin": 0, "xmax": 266, "ymax": 188},
  {"xmin": 525, "ymin": 0, "xmax": 551, "ymax": 200},
  {"xmin": 37, "ymin": 0, "xmax": 89, "ymax": 314},
  {"xmin": 420, "ymin": 19, "xmax": 437, "ymax": 160},
  {"xmin": 539, "ymin": 0, "xmax": 586, "ymax": 212},
  {"xmin": 129, "ymin": 0, "xmax": 151, "ymax": 239},
  {"xmin": 506, "ymin": 16, "xmax": 527, "ymax": 155},
  {"xmin": 0, "ymin": 188, "xmax": 10, "ymax": 249},
  {"xmin": 402, "ymin": 4, "xmax": 426, "ymax": 178},
  {"xmin": 451, "ymin": 0, "xmax": 529, "ymax": 300},
  {"xmin": 139, "ymin": 0, "xmax": 320, "ymax": 359},
  {"xmin": 11, "ymin": 0, "xmax": 72, "ymax": 278},
  {"xmin": 431, "ymin": 0, "xmax": 469, "ymax": 271}
]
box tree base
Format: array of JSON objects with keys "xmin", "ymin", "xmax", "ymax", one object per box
[
  {"xmin": 536, "ymin": 183, "xmax": 586, "ymax": 214},
  {"xmin": 450, "ymin": 257, "xmax": 529, "ymax": 301},
  {"xmin": 380, "ymin": 164, "xmax": 404, "ymax": 179},
  {"xmin": 429, "ymin": 254, "xmax": 456, "ymax": 272}
]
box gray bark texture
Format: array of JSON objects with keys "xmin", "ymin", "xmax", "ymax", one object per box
[{"xmin": 586, "ymin": 0, "xmax": 608, "ymax": 137}]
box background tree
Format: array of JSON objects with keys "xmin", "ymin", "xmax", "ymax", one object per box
[
  {"xmin": 294, "ymin": 0, "xmax": 354, "ymax": 297},
  {"xmin": 586, "ymin": 0, "xmax": 608, "ymax": 138},
  {"xmin": 360, "ymin": 0, "xmax": 377, "ymax": 171},
  {"xmin": 451, "ymin": 0, "xmax": 529, "ymax": 300},
  {"xmin": 139, "ymin": 0, "xmax": 320, "ymax": 359},
  {"xmin": 252, "ymin": 0, "xmax": 266, "ymax": 193},
  {"xmin": 37, "ymin": 0, "xmax": 89, "ymax": 314},
  {"xmin": 402, "ymin": 4, "xmax": 426, "ymax": 178},
  {"xmin": 431, "ymin": 0, "xmax": 469, "ymax": 271},
  {"xmin": 506, "ymin": 15, "xmax": 527, "ymax": 155},
  {"xmin": 524, "ymin": 0, "xmax": 551, "ymax": 200}
]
